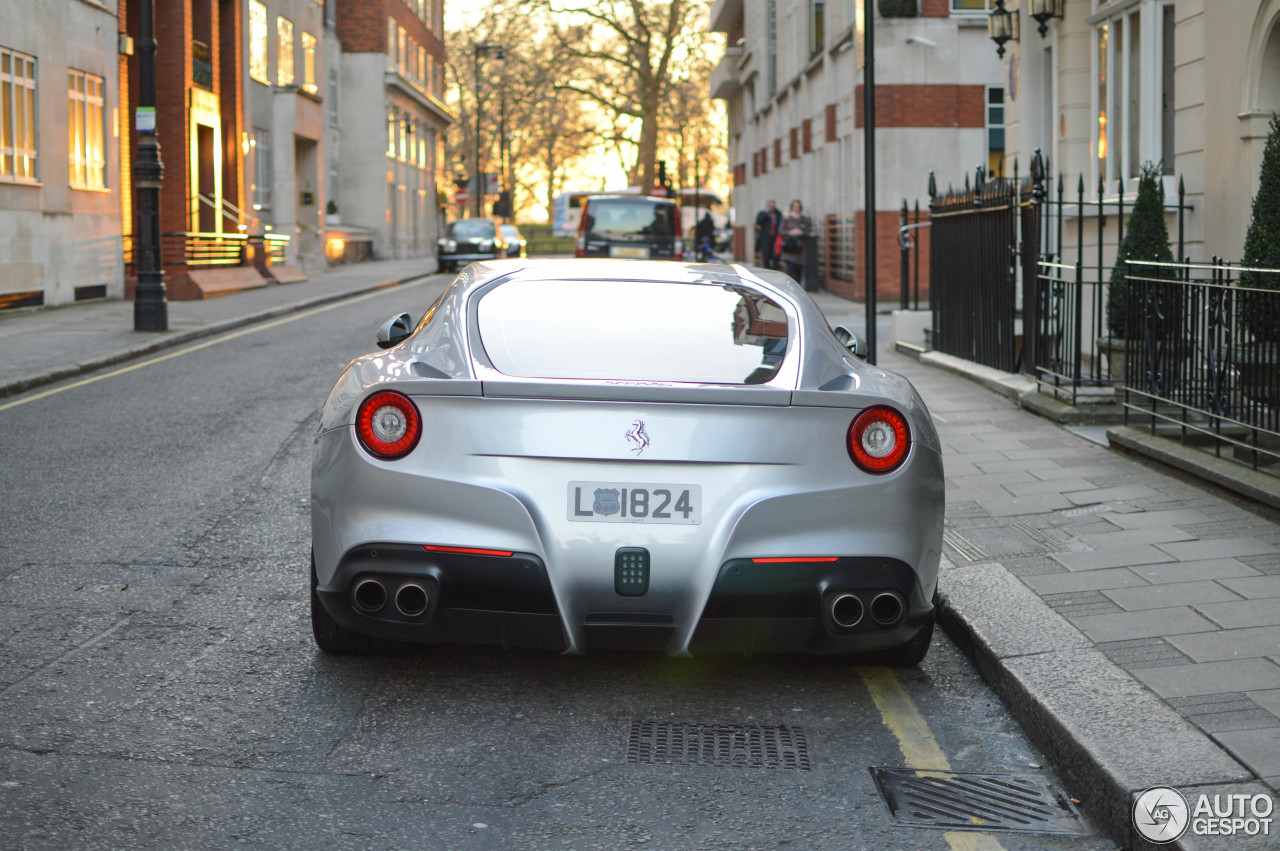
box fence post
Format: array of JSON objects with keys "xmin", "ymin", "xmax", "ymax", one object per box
[{"xmin": 900, "ymin": 200, "xmax": 910, "ymax": 310}]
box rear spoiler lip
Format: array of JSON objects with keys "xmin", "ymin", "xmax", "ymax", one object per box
[{"xmin": 479, "ymin": 379, "xmax": 793, "ymax": 407}]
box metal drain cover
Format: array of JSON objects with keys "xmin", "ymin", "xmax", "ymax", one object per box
[
  {"xmin": 870, "ymin": 768, "xmax": 1087, "ymax": 835},
  {"xmin": 627, "ymin": 722, "xmax": 811, "ymax": 771}
]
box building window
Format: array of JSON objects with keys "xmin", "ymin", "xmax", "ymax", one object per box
[
  {"xmin": 68, "ymin": 69, "xmax": 105, "ymax": 189},
  {"xmin": 767, "ymin": 0, "xmax": 777, "ymax": 97},
  {"xmin": 277, "ymin": 17, "xmax": 294, "ymax": 87},
  {"xmin": 418, "ymin": 45, "xmax": 426, "ymax": 85},
  {"xmin": 811, "ymin": 0, "xmax": 824, "ymax": 57},
  {"xmin": 0, "ymin": 48, "xmax": 37, "ymax": 182},
  {"xmin": 388, "ymin": 17, "xmax": 397, "ymax": 69},
  {"xmin": 249, "ymin": 0, "xmax": 269, "ymax": 84},
  {"xmin": 1094, "ymin": 0, "xmax": 1175, "ymax": 186},
  {"xmin": 388, "ymin": 110, "xmax": 396, "ymax": 158},
  {"xmin": 951, "ymin": 0, "xmax": 987, "ymax": 12},
  {"xmin": 328, "ymin": 68, "xmax": 339, "ymax": 125},
  {"xmin": 987, "ymin": 86, "xmax": 1005, "ymax": 177},
  {"xmin": 301, "ymin": 31, "xmax": 317, "ymax": 94},
  {"xmin": 252, "ymin": 128, "xmax": 271, "ymax": 210},
  {"xmin": 398, "ymin": 26, "xmax": 408, "ymax": 76}
]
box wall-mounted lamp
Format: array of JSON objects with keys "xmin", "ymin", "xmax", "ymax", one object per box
[
  {"xmin": 1028, "ymin": 0, "xmax": 1063, "ymax": 37},
  {"xmin": 988, "ymin": 0, "xmax": 1019, "ymax": 59}
]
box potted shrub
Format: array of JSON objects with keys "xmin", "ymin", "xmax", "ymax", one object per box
[
  {"xmin": 325, "ymin": 199, "xmax": 340, "ymax": 225},
  {"xmin": 1101, "ymin": 162, "xmax": 1175, "ymax": 386},
  {"xmin": 1239, "ymin": 114, "xmax": 1280, "ymax": 402}
]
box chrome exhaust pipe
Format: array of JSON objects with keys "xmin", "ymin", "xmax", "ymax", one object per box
[
  {"xmin": 352, "ymin": 578, "xmax": 387, "ymax": 613},
  {"xmin": 870, "ymin": 591, "xmax": 905, "ymax": 626},
  {"xmin": 830, "ymin": 593, "xmax": 864, "ymax": 629},
  {"xmin": 395, "ymin": 582, "xmax": 430, "ymax": 618}
]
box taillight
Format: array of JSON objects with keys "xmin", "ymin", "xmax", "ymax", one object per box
[
  {"xmin": 847, "ymin": 406, "xmax": 910, "ymax": 473},
  {"xmin": 575, "ymin": 233, "xmax": 585, "ymax": 257},
  {"xmin": 355, "ymin": 391, "xmax": 421, "ymax": 459},
  {"xmin": 674, "ymin": 237, "xmax": 684, "ymax": 260}
]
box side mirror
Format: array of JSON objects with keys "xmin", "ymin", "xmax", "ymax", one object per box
[
  {"xmin": 375, "ymin": 313, "xmax": 413, "ymax": 349},
  {"xmin": 833, "ymin": 325, "xmax": 868, "ymax": 360}
]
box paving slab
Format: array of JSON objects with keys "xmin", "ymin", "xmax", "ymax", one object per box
[
  {"xmin": 1219, "ymin": 575, "xmax": 1280, "ymax": 599},
  {"xmin": 1133, "ymin": 659, "xmax": 1280, "ymax": 698},
  {"xmin": 1052, "ymin": 546, "xmax": 1178, "ymax": 571},
  {"xmin": 1213, "ymin": 729, "xmax": 1280, "ymax": 779},
  {"xmin": 1196, "ymin": 599, "xmax": 1280, "ymax": 629},
  {"xmin": 1023, "ymin": 567, "xmax": 1150, "ymax": 595},
  {"xmin": 1131, "ymin": 559, "xmax": 1262, "ymax": 584},
  {"xmin": 1102, "ymin": 581, "xmax": 1244, "ymax": 612},
  {"xmin": 1168, "ymin": 626, "xmax": 1280, "ymax": 663},
  {"xmin": 1157, "ymin": 538, "xmax": 1279, "ymax": 561},
  {"xmin": 1069, "ymin": 606, "xmax": 1221, "ymax": 642}
]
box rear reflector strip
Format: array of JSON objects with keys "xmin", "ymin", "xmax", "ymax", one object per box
[
  {"xmin": 423, "ymin": 545, "xmax": 514, "ymax": 557},
  {"xmin": 751, "ymin": 557, "xmax": 840, "ymax": 564}
]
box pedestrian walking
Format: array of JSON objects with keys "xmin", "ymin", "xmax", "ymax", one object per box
[
  {"xmin": 755, "ymin": 201, "xmax": 782, "ymax": 270},
  {"xmin": 779, "ymin": 199, "xmax": 811, "ymax": 281}
]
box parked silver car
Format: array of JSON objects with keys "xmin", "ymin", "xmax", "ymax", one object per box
[{"xmin": 310, "ymin": 259, "xmax": 944, "ymax": 664}]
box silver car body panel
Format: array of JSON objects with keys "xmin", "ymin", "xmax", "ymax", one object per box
[{"xmin": 312, "ymin": 259, "xmax": 944, "ymax": 655}]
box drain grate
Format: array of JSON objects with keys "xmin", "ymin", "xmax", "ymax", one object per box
[
  {"xmin": 627, "ymin": 722, "xmax": 811, "ymax": 771},
  {"xmin": 870, "ymin": 768, "xmax": 1087, "ymax": 835},
  {"xmin": 1007, "ymin": 522, "xmax": 1070, "ymax": 554}
]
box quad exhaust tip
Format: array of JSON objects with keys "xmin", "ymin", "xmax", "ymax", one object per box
[
  {"xmin": 870, "ymin": 591, "xmax": 905, "ymax": 626},
  {"xmin": 395, "ymin": 582, "xmax": 430, "ymax": 618},
  {"xmin": 352, "ymin": 578, "xmax": 388, "ymax": 613},
  {"xmin": 830, "ymin": 593, "xmax": 865, "ymax": 628}
]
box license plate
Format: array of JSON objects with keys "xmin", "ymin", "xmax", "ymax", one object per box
[
  {"xmin": 609, "ymin": 245, "xmax": 650, "ymax": 259},
  {"xmin": 568, "ymin": 482, "xmax": 701, "ymax": 524}
]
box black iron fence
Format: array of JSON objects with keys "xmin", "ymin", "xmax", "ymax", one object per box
[
  {"xmin": 928, "ymin": 151, "xmax": 1193, "ymax": 389},
  {"xmin": 1123, "ymin": 259, "xmax": 1280, "ymax": 471},
  {"xmin": 927, "ymin": 164, "xmax": 1037, "ymax": 372}
]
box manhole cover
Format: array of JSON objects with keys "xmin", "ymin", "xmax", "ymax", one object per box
[
  {"xmin": 627, "ymin": 722, "xmax": 811, "ymax": 771},
  {"xmin": 870, "ymin": 768, "xmax": 1088, "ymax": 835}
]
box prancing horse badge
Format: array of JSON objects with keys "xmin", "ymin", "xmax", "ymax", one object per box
[{"xmin": 626, "ymin": 420, "xmax": 650, "ymax": 455}]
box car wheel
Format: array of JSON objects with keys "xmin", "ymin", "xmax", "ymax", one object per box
[
  {"xmin": 438, "ymin": 263, "xmax": 453, "ymax": 274},
  {"xmin": 857, "ymin": 611, "xmax": 934, "ymax": 668},
  {"xmin": 310, "ymin": 556, "xmax": 417, "ymax": 657}
]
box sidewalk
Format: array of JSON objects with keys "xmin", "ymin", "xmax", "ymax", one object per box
[
  {"xmin": 0, "ymin": 257, "xmax": 438, "ymax": 398},
  {"xmin": 2, "ymin": 270, "xmax": 1276, "ymax": 848},
  {"xmin": 815, "ymin": 292, "xmax": 1279, "ymax": 849}
]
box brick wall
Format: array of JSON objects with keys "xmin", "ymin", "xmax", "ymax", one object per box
[
  {"xmin": 921, "ymin": 0, "xmax": 950, "ymax": 16},
  {"xmin": 854, "ymin": 84, "xmax": 985, "ymax": 128},
  {"xmin": 823, "ymin": 209, "xmax": 932, "ymax": 304},
  {"xmin": 338, "ymin": 1, "xmax": 443, "ymax": 61}
]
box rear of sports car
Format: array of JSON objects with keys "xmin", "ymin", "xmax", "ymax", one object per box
[{"xmin": 311, "ymin": 265, "xmax": 944, "ymax": 661}]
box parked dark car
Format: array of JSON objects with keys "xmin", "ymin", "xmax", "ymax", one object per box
[
  {"xmin": 437, "ymin": 218, "xmax": 507, "ymax": 273},
  {"xmin": 575, "ymin": 195, "xmax": 683, "ymax": 260},
  {"xmin": 499, "ymin": 223, "xmax": 527, "ymax": 258}
]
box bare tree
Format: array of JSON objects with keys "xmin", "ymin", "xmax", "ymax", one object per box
[{"xmin": 546, "ymin": 0, "xmax": 707, "ymax": 194}]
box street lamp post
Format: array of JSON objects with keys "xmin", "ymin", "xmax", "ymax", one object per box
[
  {"xmin": 473, "ymin": 43, "xmax": 504, "ymax": 218},
  {"xmin": 133, "ymin": 0, "xmax": 166, "ymax": 331},
  {"xmin": 863, "ymin": 0, "xmax": 877, "ymax": 363}
]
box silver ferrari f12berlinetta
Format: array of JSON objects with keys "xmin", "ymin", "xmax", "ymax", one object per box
[{"xmin": 311, "ymin": 259, "xmax": 944, "ymax": 665}]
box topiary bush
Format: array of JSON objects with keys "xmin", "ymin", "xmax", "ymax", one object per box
[
  {"xmin": 1240, "ymin": 114, "xmax": 1280, "ymax": 344},
  {"xmin": 1106, "ymin": 162, "xmax": 1174, "ymax": 338},
  {"xmin": 878, "ymin": 0, "xmax": 917, "ymax": 18}
]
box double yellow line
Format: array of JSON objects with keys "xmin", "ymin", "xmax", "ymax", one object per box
[{"xmin": 859, "ymin": 666, "xmax": 1006, "ymax": 851}]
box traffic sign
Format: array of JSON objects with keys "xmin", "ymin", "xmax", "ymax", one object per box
[{"xmin": 454, "ymin": 189, "xmax": 469, "ymax": 204}]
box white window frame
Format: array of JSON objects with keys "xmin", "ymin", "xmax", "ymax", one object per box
[
  {"xmin": 249, "ymin": 1, "xmax": 269, "ymax": 84},
  {"xmin": 252, "ymin": 128, "xmax": 271, "ymax": 210},
  {"xmin": 277, "ymin": 16, "xmax": 295, "ymax": 87},
  {"xmin": 950, "ymin": 0, "xmax": 988, "ymax": 15},
  {"xmin": 1090, "ymin": 0, "xmax": 1173, "ymax": 191},
  {"xmin": 68, "ymin": 69, "xmax": 106, "ymax": 189},
  {"xmin": 0, "ymin": 48, "xmax": 37, "ymax": 183},
  {"xmin": 301, "ymin": 31, "xmax": 317, "ymax": 95}
]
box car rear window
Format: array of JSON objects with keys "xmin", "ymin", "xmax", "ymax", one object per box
[
  {"xmin": 583, "ymin": 198, "xmax": 677, "ymax": 237},
  {"xmin": 476, "ymin": 279, "xmax": 789, "ymax": 385},
  {"xmin": 448, "ymin": 220, "xmax": 496, "ymax": 239}
]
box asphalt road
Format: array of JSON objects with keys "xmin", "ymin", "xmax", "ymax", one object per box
[{"xmin": 0, "ymin": 276, "xmax": 1116, "ymax": 850}]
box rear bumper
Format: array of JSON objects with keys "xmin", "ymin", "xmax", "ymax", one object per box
[{"xmin": 314, "ymin": 544, "xmax": 933, "ymax": 656}]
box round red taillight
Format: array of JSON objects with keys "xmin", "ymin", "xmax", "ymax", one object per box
[
  {"xmin": 355, "ymin": 391, "xmax": 421, "ymax": 459},
  {"xmin": 847, "ymin": 406, "xmax": 910, "ymax": 473}
]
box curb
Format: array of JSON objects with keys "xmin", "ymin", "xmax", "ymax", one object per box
[
  {"xmin": 1107, "ymin": 425, "xmax": 1280, "ymax": 512},
  {"xmin": 935, "ymin": 557, "xmax": 1262, "ymax": 850},
  {"xmin": 0, "ymin": 272, "xmax": 434, "ymax": 401}
]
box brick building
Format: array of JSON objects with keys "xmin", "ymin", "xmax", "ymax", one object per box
[
  {"xmin": 333, "ymin": 0, "xmax": 451, "ymax": 261},
  {"xmin": 709, "ymin": 0, "xmax": 1005, "ymax": 302}
]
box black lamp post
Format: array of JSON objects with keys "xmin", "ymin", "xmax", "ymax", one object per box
[
  {"xmin": 473, "ymin": 43, "xmax": 504, "ymax": 218},
  {"xmin": 988, "ymin": 0, "xmax": 1019, "ymax": 59},
  {"xmin": 133, "ymin": 0, "xmax": 166, "ymax": 331},
  {"xmin": 1028, "ymin": 0, "xmax": 1064, "ymax": 37}
]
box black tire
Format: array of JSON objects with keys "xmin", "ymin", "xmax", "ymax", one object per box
[
  {"xmin": 310, "ymin": 558, "xmax": 417, "ymax": 657},
  {"xmin": 857, "ymin": 611, "xmax": 934, "ymax": 667}
]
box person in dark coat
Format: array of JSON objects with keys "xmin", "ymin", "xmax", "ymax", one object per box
[
  {"xmin": 779, "ymin": 199, "xmax": 811, "ymax": 281},
  {"xmin": 755, "ymin": 200, "xmax": 782, "ymax": 270}
]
